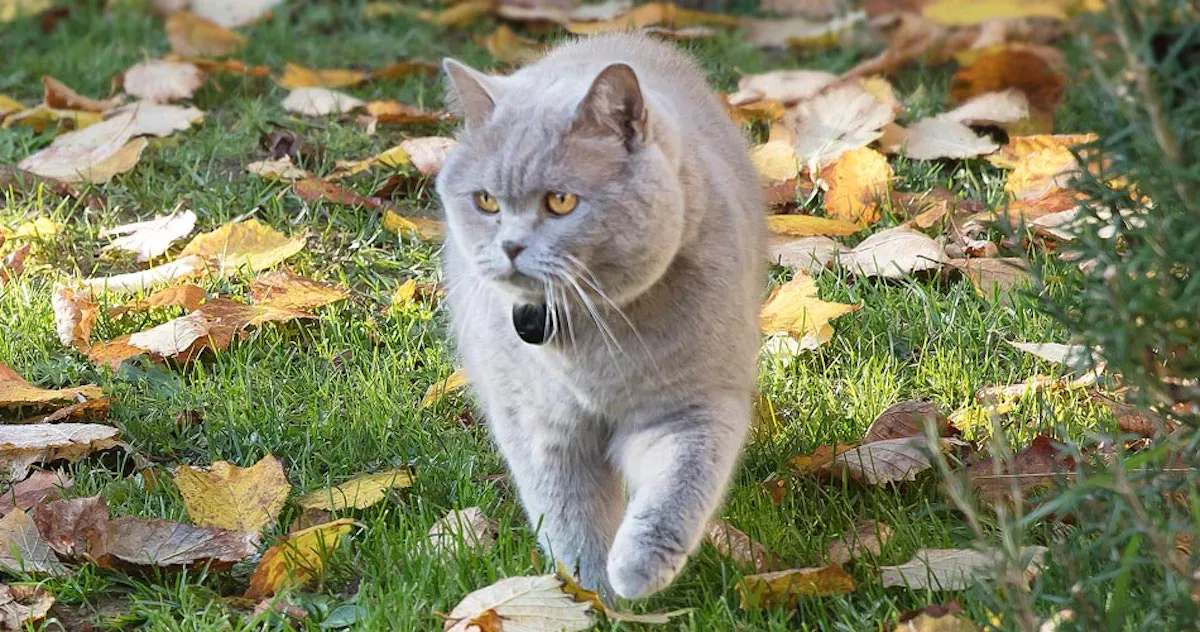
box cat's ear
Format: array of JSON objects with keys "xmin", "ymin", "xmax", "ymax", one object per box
[
  {"xmin": 571, "ymin": 63, "xmax": 647, "ymax": 149},
  {"xmin": 442, "ymin": 58, "xmax": 499, "ymax": 129}
]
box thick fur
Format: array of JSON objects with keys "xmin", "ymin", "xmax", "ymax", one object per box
[{"xmin": 435, "ymin": 33, "xmax": 765, "ymax": 600}]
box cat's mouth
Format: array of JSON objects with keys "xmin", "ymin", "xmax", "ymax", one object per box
[{"xmin": 492, "ymin": 267, "xmax": 546, "ymax": 303}]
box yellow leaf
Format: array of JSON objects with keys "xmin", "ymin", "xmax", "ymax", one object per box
[
  {"xmin": 766, "ymin": 214, "xmax": 861, "ymax": 237},
  {"xmin": 422, "ymin": 369, "xmax": 468, "ymax": 408},
  {"xmin": 788, "ymin": 444, "xmax": 854, "ymax": 474},
  {"xmin": 246, "ymin": 155, "xmax": 311, "ymax": 181},
  {"xmin": 821, "ymin": 147, "xmax": 892, "ymax": 225},
  {"xmin": 181, "ymin": 218, "xmax": 306, "ymax": 275},
  {"xmin": 108, "ymin": 284, "xmax": 208, "ymax": 317},
  {"xmin": 165, "ymin": 11, "xmax": 246, "ymax": 58},
  {"xmin": 172, "ymin": 454, "xmax": 291, "ymax": 534},
  {"xmin": 383, "ymin": 212, "xmax": 444, "ymax": 242},
  {"xmin": 481, "ymin": 25, "xmax": 546, "ymax": 64},
  {"xmin": 950, "ymin": 45, "xmax": 1065, "ymax": 114},
  {"xmin": 0, "ymin": 362, "xmax": 102, "ymax": 408},
  {"xmin": 0, "ymin": 94, "xmax": 25, "ymax": 116},
  {"xmin": 245, "ymin": 519, "xmax": 358, "ymax": 600},
  {"xmin": 0, "ymin": 0, "xmax": 51, "ymax": 23},
  {"xmin": 922, "ymin": 0, "xmax": 1066, "ymax": 26},
  {"xmin": 759, "ymin": 273, "xmax": 859, "ymax": 339},
  {"xmin": 276, "ymin": 63, "xmax": 369, "ymax": 89},
  {"xmin": 419, "ymin": 0, "xmax": 494, "ymax": 27},
  {"xmin": 249, "ymin": 269, "xmax": 347, "ymax": 312},
  {"xmin": 987, "ymin": 133, "xmax": 1098, "ymax": 170},
  {"xmin": 78, "ymin": 137, "xmax": 149, "ymax": 185},
  {"xmin": 11, "ymin": 217, "xmax": 60, "ymax": 239},
  {"xmin": 737, "ymin": 565, "xmax": 857, "ymax": 609},
  {"xmin": 361, "ymin": 100, "xmax": 450, "ymax": 126},
  {"xmin": 567, "ymin": 2, "xmax": 738, "ymax": 34},
  {"xmin": 3, "ymin": 105, "xmax": 103, "ymax": 134},
  {"xmin": 751, "ymin": 141, "xmax": 801, "ymax": 182},
  {"xmin": 330, "ymin": 145, "xmax": 411, "ymax": 180},
  {"xmin": 391, "ymin": 279, "xmax": 417, "ymax": 308},
  {"xmin": 296, "ymin": 468, "xmax": 414, "ymax": 511}
]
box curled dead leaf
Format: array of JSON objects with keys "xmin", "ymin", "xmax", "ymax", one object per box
[
  {"xmin": 246, "ymin": 518, "xmax": 359, "ymax": 600},
  {"xmin": 296, "ymin": 467, "xmax": 414, "ymax": 512},
  {"xmin": 737, "ymin": 565, "xmax": 857, "ymax": 609}
]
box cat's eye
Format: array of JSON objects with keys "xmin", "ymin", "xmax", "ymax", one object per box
[
  {"xmin": 473, "ymin": 191, "xmax": 500, "ymax": 214},
  {"xmin": 545, "ymin": 191, "xmax": 579, "ymax": 215}
]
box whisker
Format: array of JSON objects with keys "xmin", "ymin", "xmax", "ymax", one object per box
[{"xmin": 560, "ymin": 255, "xmax": 661, "ymax": 374}]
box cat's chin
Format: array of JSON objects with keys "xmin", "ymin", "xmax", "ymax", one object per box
[{"xmin": 489, "ymin": 273, "xmax": 546, "ymax": 304}]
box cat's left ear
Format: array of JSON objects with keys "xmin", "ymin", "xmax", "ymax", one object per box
[{"xmin": 571, "ymin": 63, "xmax": 647, "ymax": 149}]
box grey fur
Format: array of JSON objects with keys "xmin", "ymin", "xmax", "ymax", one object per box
[{"xmin": 435, "ymin": 33, "xmax": 766, "ymax": 600}]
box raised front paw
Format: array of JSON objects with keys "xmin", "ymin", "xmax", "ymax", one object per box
[{"xmin": 606, "ymin": 529, "xmax": 688, "ymax": 600}]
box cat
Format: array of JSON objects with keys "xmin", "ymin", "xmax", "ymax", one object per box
[{"xmin": 435, "ymin": 32, "xmax": 765, "ymax": 600}]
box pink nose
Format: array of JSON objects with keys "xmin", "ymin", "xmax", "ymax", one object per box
[{"xmin": 501, "ymin": 240, "xmax": 526, "ymax": 261}]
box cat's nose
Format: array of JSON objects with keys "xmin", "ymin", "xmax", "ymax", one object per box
[{"xmin": 501, "ymin": 240, "xmax": 526, "ymax": 261}]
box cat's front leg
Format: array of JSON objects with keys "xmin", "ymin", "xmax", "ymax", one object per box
[
  {"xmin": 489, "ymin": 408, "xmax": 625, "ymax": 594},
  {"xmin": 607, "ymin": 395, "xmax": 750, "ymax": 599}
]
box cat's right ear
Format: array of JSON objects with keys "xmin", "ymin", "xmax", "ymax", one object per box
[{"xmin": 442, "ymin": 58, "xmax": 498, "ymax": 130}]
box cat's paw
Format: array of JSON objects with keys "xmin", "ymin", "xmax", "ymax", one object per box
[{"xmin": 606, "ymin": 532, "xmax": 688, "ymax": 599}]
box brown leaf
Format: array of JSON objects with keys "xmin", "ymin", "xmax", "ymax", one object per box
[
  {"xmin": 952, "ymin": 257, "xmax": 1031, "ymax": 298},
  {"xmin": 0, "ymin": 363, "xmax": 102, "ymax": 409},
  {"xmin": 428, "ymin": 507, "xmax": 497, "ymax": 555},
  {"xmin": 42, "ymin": 76, "xmax": 124, "ymax": 113},
  {"xmin": 789, "ymin": 444, "xmax": 854, "ymax": 474},
  {"xmin": 566, "ymin": 2, "xmax": 738, "ymax": 34},
  {"xmin": 737, "ymin": 565, "xmax": 857, "ymax": 609},
  {"xmin": 173, "ymin": 455, "xmax": 291, "ymax": 535},
  {"xmin": 108, "ymin": 284, "xmax": 208, "ymax": 318},
  {"xmin": 1093, "ymin": 393, "xmax": 1175, "ymax": 438},
  {"xmin": 966, "ymin": 435, "xmax": 1074, "ymax": 504},
  {"xmin": 32, "ymin": 494, "xmax": 108, "ymax": 558},
  {"xmin": 250, "ymin": 269, "xmax": 347, "ymax": 312},
  {"xmin": 165, "ymin": 11, "xmax": 246, "ymax": 57},
  {"xmin": 0, "ymin": 423, "xmax": 120, "ymax": 483},
  {"xmin": 293, "ymin": 178, "xmax": 386, "ymax": 211},
  {"xmin": 823, "ymin": 437, "xmax": 963, "ymax": 485},
  {"xmin": 122, "ymin": 59, "xmax": 206, "ymax": 103},
  {"xmin": 840, "ymin": 226, "xmax": 946, "ymax": 278},
  {"xmin": 246, "ymin": 519, "xmax": 358, "ymax": 599},
  {"xmin": 89, "ymin": 515, "xmax": 258, "ymax": 570},
  {"xmin": 51, "ymin": 284, "xmax": 99, "ymax": 350},
  {"xmin": 24, "ymin": 398, "xmax": 111, "ymax": 425},
  {"xmin": 0, "ymin": 509, "xmax": 65, "ymax": 575},
  {"xmin": 880, "ymin": 546, "xmax": 1047, "ymax": 590},
  {"xmin": 704, "ymin": 519, "xmax": 783, "ymax": 572},
  {"xmin": 171, "ymin": 55, "xmax": 270, "ymax": 77},
  {"xmin": 362, "ymin": 100, "xmax": 452, "ymax": 126},
  {"xmin": 276, "ymin": 63, "xmax": 368, "ymax": 89},
  {"xmin": 0, "ymin": 583, "xmax": 55, "ymax": 630},
  {"xmin": 951, "ymin": 45, "xmax": 1065, "ymax": 114},
  {"xmin": 0, "ymin": 471, "xmax": 71, "ymax": 518},
  {"xmin": 0, "ymin": 241, "xmax": 30, "ymax": 286},
  {"xmin": 827, "ymin": 519, "xmax": 893, "ymax": 565},
  {"xmin": 863, "ymin": 401, "xmax": 952, "ymax": 443}
]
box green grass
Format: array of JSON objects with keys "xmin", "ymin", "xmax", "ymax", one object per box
[{"xmin": 0, "ymin": 2, "xmax": 1119, "ymax": 630}]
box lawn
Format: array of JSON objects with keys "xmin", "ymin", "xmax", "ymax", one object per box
[{"xmin": 0, "ymin": 1, "xmax": 1134, "ymax": 630}]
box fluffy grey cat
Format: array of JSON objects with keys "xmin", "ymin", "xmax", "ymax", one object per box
[{"xmin": 435, "ymin": 32, "xmax": 765, "ymax": 600}]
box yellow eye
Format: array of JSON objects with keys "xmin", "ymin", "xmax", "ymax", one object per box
[
  {"xmin": 473, "ymin": 191, "xmax": 499, "ymax": 214},
  {"xmin": 545, "ymin": 191, "xmax": 578, "ymax": 215}
]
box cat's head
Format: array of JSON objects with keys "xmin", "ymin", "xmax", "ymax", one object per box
[{"xmin": 435, "ymin": 58, "xmax": 685, "ymax": 306}]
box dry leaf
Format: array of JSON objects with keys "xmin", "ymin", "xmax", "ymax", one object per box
[
  {"xmin": 759, "ymin": 272, "xmax": 860, "ymax": 343},
  {"xmin": 101, "ymin": 209, "xmax": 198, "ymax": 262},
  {"xmin": 823, "ymin": 437, "xmax": 962, "ymax": 485},
  {"xmin": 953, "ymin": 257, "xmax": 1031, "ymax": 297},
  {"xmin": 296, "ymin": 467, "xmax": 414, "ymax": 511},
  {"xmin": 0, "ymin": 363, "xmax": 102, "ymax": 408},
  {"xmin": 821, "ymin": 147, "xmax": 893, "ymax": 224},
  {"xmin": 767, "ymin": 235, "xmax": 844, "ymax": 274},
  {"xmin": 751, "ymin": 140, "xmax": 802, "ymax": 182},
  {"xmin": 391, "ymin": 279, "xmax": 418, "ymax": 309},
  {"xmin": 895, "ymin": 606, "xmax": 979, "ymax": 632},
  {"xmin": 19, "ymin": 136, "xmax": 146, "ymax": 184},
  {"xmin": 418, "ymin": 0, "xmax": 494, "ymax": 28},
  {"xmin": 174, "ymin": 55, "xmax": 270, "ymax": 77},
  {"xmin": 282, "ymin": 88, "xmax": 364, "ymax": 117},
  {"xmin": 250, "ymin": 269, "xmax": 347, "ymax": 312},
  {"xmin": 173, "ymin": 454, "xmax": 291, "ymax": 534},
  {"xmin": 246, "ymin": 518, "xmax": 358, "ymax": 600},
  {"xmin": 122, "ymin": 60, "xmax": 206, "ymax": 103},
  {"xmin": 863, "ymin": 401, "xmax": 951, "ymax": 443},
  {"xmin": 42, "ymin": 76, "xmax": 124, "ymax": 112},
  {"xmin": 0, "ymin": 471, "xmax": 71, "ymax": 518},
  {"xmin": 422, "ymin": 369, "xmax": 468, "ymax": 408},
  {"xmin": 0, "ymin": 240, "xmax": 29, "ymax": 287},
  {"xmin": 80, "ymin": 254, "xmax": 209, "ymax": 294},
  {"xmin": 0, "ymin": 509, "xmax": 65, "ymax": 575},
  {"xmin": 736, "ymin": 565, "xmax": 857, "ymax": 609},
  {"xmin": 294, "ymin": 178, "xmax": 387, "ymax": 210},
  {"xmin": 482, "ymin": 25, "xmax": 546, "ymax": 64},
  {"xmin": 793, "ymin": 83, "xmax": 895, "ymax": 168},
  {"xmin": 496, "ymin": 0, "xmax": 631, "ymax": 24},
  {"xmin": 113, "ymin": 298, "xmax": 310, "ymax": 363},
  {"xmin": 940, "ymin": 89, "xmax": 1029, "ymax": 126},
  {"xmin": 766, "ymin": 215, "xmax": 861, "ymax": 238},
  {"xmin": 383, "ymin": 212, "xmax": 445, "ymax": 242},
  {"xmin": 180, "ymin": 218, "xmax": 306, "ymax": 275},
  {"xmin": 951, "ymin": 45, "xmax": 1065, "ymax": 113},
  {"xmin": 165, "ymin": 11, "xmax": 246, "ymax": 57},
  {"xmin": 704, "ymin": 519, "xmax": 782, "ymax": 573},
  {"xmin": 723, "ymin": 96, "xmax": 786, "ymax": 126},
  {"xmin": 827, "ymin": 520, "xmax": 893, "ymax": 565},
  {"xmin": 0, "ymin": 94, "xmax": 24, "ymax": 117},
  {"xmin": 989, "ymin": 134, "xmax": 1099, "ymax": 201},
  {"xmin": 742, "ymin": 11, "xmax": 865, "ymax": 48},
  {"xmin": 50, "ymin": 284, "xmax": 98, "ymax": 350},
  {"xmin": 922, "ymin": 0, "xmax": 1066, "ymax": 26},
  {"xmin": 246, "ymin": 155, "xmax": 311, "ymax": 180},
  {"xmin": 2, "ymin": 105, "xmax": 102, "ymax": 134},
  {"xmin": 897, "ymin": 118, "xmax": 999, "ymax": 160},
  {"xmin": 442, "ymin": 574, "xmax": 595, "ymax": 632},
  {"xmin": 762, "ymin": 0, "xmax": 849, "ymax": 17},
  {"xmin": 277, "ymin": 63, "xmax": 368, "ymax": 89},
  {"xmin": 329, "ymin": 145, "xmax": 411, "ymax": 180},
  {"xmin": 0, "ymin": 583, "xmax": 54, "ymax": 630},
  {"xmin": 880, "ymin": 546, "xmax": 1048, "ymax": 590},
  {"xmin": 428, "ymin": 506, "xmax": 497, "ymax": 555},
  {"xmin": 90, "ymin": 515, "xmax": 258, "ymax": 570},
  {"xmin": 362, "ymin": 100, "xmax": 451, "ymax": 126},
  {"xmin": 1007, "ymin": 341, "xmax": 1098, "ymax": 374},
  {"xmin": 788, "ymin": 444, "xmax": 854, "ymax": 474},
  {"xmin": 0, "ymin": 423, "xmax": 120, "ymax": 482},
  {"xmin": 188, "ymin": 0, "xmax": 284, "ymax": 27},
  {"xmin": 401, "ymin": 137, "xmax": 458, "ymax": 176},
  {"xmin": 965, "ymin": 435, "xmax": 1075, "ymax": 504},
  {"xmin": 566, "ymin": 2, "xmax": 738, "ymax": 34},
  {"xmin": 32, "ymin": 494, "xmax": 108, "ymax": 558},
  {"xmin": 841, "ymin": 226, "xmax": 946, "ymax": 278},
  {"xmin": 25, "ymin": 398, "xmax": 111, "ymax": 425},
  {"xmin": 1093, "ymin": 394, "xmax": 1173, "ymax": 438}
]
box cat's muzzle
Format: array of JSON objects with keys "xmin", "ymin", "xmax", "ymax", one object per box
[{"xmin": 512, "ymin": 303, "xmax": 553, "ymax": 345}]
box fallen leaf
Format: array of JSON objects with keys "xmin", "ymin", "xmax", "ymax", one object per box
[
  {"xmin": 282, "ymin": 88, "xmax": 364, "ymax": 117},
  {"xmin": 0, "ymin": 241, "xmax": 30, "ymax": 286},
  {"xmin": 827, "ymin": 520, "xmax": 893, "ymax": 565},
  {"xmin": 840, "ymin": 226, "xmax": 946, "ymax": 278},
  {"xmin": 555, "ymin": 564, "xmax": 687, "ymax": 624},
  {"xmin": 793, "ymin": 82, "xmax": 896, "ymax": 168},
  {"xmin": 18, "ymin": 136, "xmax": 146, "ymax": 184},
  {"xmin": 0, "ymin": 423, "xmax": 120, "ymax": 482},
  {"xmin": 1092, "ymin": 394, "xmax": 1173, "ymax": 438},
  {"xmin": 2, "ymin": 105, "xmax": 102, "ymax": 134},
  {"xmin": 250, "ymin": 269, "xmax": 347, "ymax": 312},
  {"xmin": 952, "ymin": 257, "xmax": 1031, "ymax": 297},
  {"xmin": 90, "ymin": 515, "xmax": 258, "ymax": 570},
  {"xmin": 188, "ymin": 0, "xmax": 284, "ymax": 27},
  {"xmin": 428, "ymin": 506, "xmax": 497, "ymax": 555},
  {"xmin": 896, "ymin": 117, "xmax": 999, "ymax": 160},
  {"xmin": 922, "ymin": 0, "xmax": 1066, "ymax": 26},
  {"xmin": 761, "ymin": 0, "xmax": 848, "ymax": 17},
  {"xmin": 1007, "ymin": 341, "xmax": 1098, "ymax": 374},
  {"xmin": 100, "ymin": 208, "xmax": 198, "ymax": 262},
  {"xmin": 246, "ymin": 155, "xmax": 311, "ymax": 181},
  {"xmin": 895, "ymin": 608, "xmax": 979, "ymax": 631},
  {"xmin": 821, "ymin": 146, "xmax": 893, "ymax": 224},
  {"xmin": 246, "ymin": 518, "xmax": 358, "ymax": 600},
  {"xmin": 80, "ymin": 254, "xmax": 209, "ymax": 294},
  {"xmin": 31, "ymin": 494, "xmax": 108, "ymax": 558},
  {"xmin": 823, "ymin": 437, "xmax": 962, "ymax": 485},
  {"xmin": 24, "ymin": 398, "xmax": 111, "ymax": 425},
  {"xmin": 788, "ymin": 444, "xmax": 854, "ymax": 474},
  {"xmin": 165, "ymin": 11, "xmax": 246, "ymax": 57},
  {"xmin": 296, "ymin": 467, "xmax": 414, "ymax": 511},
  {"xmin": 50, "ymin": 284, "xmax": 98, "ymax": 350},
  {"xmin": 965, "ymin": 435, "xmax": 1075, "ymax": 504},
  {"xmin": 180, "ymin": 218, "xmax": 306, "ymax": 275},
  {"xmin": 767, "ymin": 235, "xmax": 845, "ymax": 274},
  {"xmin": 704, "ymin": 519, "xmax": 783, "ymax": 572},
  {"xmin": 742, "ymin": 12, "xmax": 864, "ymax": 48},
  {"xmin": 639, "ymin": 24, "xmax": 716, "ymax": 40},
  {"xmin": 736, "ymin": 565, "xmax": 857, "ymax": 609},
  {"xmin": 0, "ymin": 363, "xmax": 102, "ymax": 408},
  {"xmin": 759, "ymin": 272, "xmax": 860, "ymax": 343},
  {"xmin": 42, "ymin": 76, "xmax": 124, "ymax": 112},
  {"xmin": 566, "ymin": 2, "xmax": 738, "ymax": 34},
  {"xmin": 481, "ymin": 24, "xmax": 546, "ymax": 64},
  {"xmin": 383, "ymin": 212, "xmax": 445, "ymax": 242},
  {"xmin": 173, "ymin": 454, "xmax": 291, "ymax": 534},
  {"xmin": 122, "ymin": 60, "xmax": 206, "ymax": 103},
  {"xmin": 863, "ymin": 401, "xmax": 952, "ymax": 443},
  {"xmin": 401, "ymin": 137, "xmax": 458, "ymax": 176},
  {"xmin": 879, "ymin": 546, "xmax": 1047, "ymax": 590},
  {"xmin": 277, "ymin": 63, "xmax": 368, "ymax": 89},
  {"xmin": 950, "ymin": 45, "xmax": 1065, "ymax": 114},
  {"xmin": 442, "ymin": 574, "xmax": 595, "ymax": 632},
  {"xmin": 329, "ymin": 145, "xmax": 411, "ymax": 180},
  {"xmin": 362, "ymin": 100, "xmax": 451, "ymax": 126},
  {"xmin": 0, "ymin": 94, "xmax": 24, "ymax": 117},
  {"xmin": 0, "ymin": 583, "xmax": 54, "ymax": 629},
  {"xmin": 723, "ymin": 96, "xmax": 786, "ymax": 125},
  {"xmin": 0, "ymin": 471, "xmax": 71, "ymax": 518},
  {"xmin": 174, "ymin": 55, "xmax": 271, "ymax": 77},
  {"xmin": 390, "ymin": 279, "xmax": 418, "ymax": 308},
  {"xmin": 766, "ymin": 215, "xmax": 861, "ymax": 238},
  {"xmin": 0, "ymin": 509, "xmax": 64, "ymax": 575},
  {"xmin": 751, "ymin": 141, "xmax": 802, "ymax": 182},
  {"xmin": 987, "ymin": 133, "xmax": 1098, "ymax": 170},
  {"xmin": 418, "ymin": 0, "xmax": 494, "ymax": 28},
  {"xmin": 113, "ymin": 298, "xmax": 311, "ymax": 364},
  {"xmin": 939, "ymin": 89, "xmax": 1030, "ymax": 126},
  {"xmin": 294, "ymin": 178, "xmax": 387, "ymax": 210},
  {"xmin": 495, "ymin": 0, "xmax": 631, "ymax": 25},
  {"xmin": 422, "ymin": 369, "xmax": 468, "ymax": 408},
  {"xmin": 370, "ymin": 60, "xmax": 439, "ymax": 81}
]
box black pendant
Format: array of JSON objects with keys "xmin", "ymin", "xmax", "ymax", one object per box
[{"xmin": 513, "ymin": 303, "xmax": 551, "ymax": 345}]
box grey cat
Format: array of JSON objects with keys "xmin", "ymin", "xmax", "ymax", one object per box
[{"xmin": 435, "ymin": 32, "xmax": 765, "ymax": 600}]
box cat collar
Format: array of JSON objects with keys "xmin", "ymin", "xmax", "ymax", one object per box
[{"xmin": 512, "ymin": 303, "xmax": 552, "ymax": 345}]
